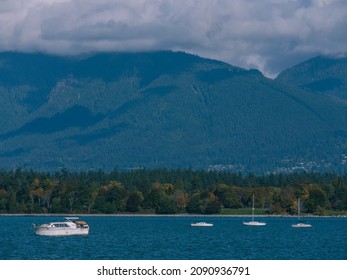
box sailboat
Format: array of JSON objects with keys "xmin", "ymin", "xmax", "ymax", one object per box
[
  {"xmin": 292, "ymin": 198, "xmax": 312, "ymax": 228},
  {"xmin": 243, "ymin": 194, "xmax": 266, "ymax": 226}
]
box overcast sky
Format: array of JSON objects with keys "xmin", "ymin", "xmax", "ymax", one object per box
[{"xmin": 0, "ymin": 0, "xmax": 346, "ymax": 77}]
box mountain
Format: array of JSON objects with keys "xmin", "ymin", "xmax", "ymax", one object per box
[
  {"xmin": 1, "ymin": 51, "xmax": 347, "ymax": 173},
  {"xmin": 276, "ymin": 55, "xmax": 347, "ymax": 101}
]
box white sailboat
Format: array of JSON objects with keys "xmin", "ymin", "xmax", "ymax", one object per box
[
  {"xmin": 292, "ymin": 198, "xmax": 311, "ymax": 228},
  {"xmin": 243, "ymin": 194, "xmax": 266, "ymax": 226}
]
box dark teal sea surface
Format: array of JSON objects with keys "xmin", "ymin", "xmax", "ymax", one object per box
[{"xmin": 0, "ymin": 216, "xmax": 346, "ymax": 260}]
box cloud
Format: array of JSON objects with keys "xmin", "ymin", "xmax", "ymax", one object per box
[{"xmin": 1, "ymin": 0, "xmax": 346, "ymax": 77}]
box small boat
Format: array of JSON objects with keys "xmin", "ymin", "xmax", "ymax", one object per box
[
  {"xmin": 191, "ymin": 222, "xmax": 213, "ymax": 227},
  {"xmin": 32, "ymin": 217, "xmax": 89, "ymax": 236},
  {"xmin": 292, "ymin": 198, "xmax": 311, "ymax": 228},
  {"xmin": 243, "ymin": 220, "xmax": 267, "ymax": 226},
  {"xmin": 243, "ymin": 194, "xmax": 266, "ymax": 226},
  {"xmin": 292, "ymin": 222, "xmax": 312, "ymax": 228}
]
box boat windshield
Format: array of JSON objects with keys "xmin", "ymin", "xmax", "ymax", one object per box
[
  {"xmin": 64, "ymin": 217, "xmax": 80, "ymax": 221},
  {"xmin": 52, "ymin": 223, "xmax": 70, "ymax": 228}
]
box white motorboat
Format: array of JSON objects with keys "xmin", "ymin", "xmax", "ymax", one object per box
[
  {"xmin": 292, "ymin": 198, "xmax": 311, "ymax": 228},
  {"xmin": 243, "ymin": 194, "xmax": 266, "ymax": 226},
  {"xmin": 292, "ymin": 222, "xmax": 312, "ymax": 228},
  {"xmin": 33, "ymin": 217, "xmax": 89, "ymax": 236},
  {"xmin": 191, "ymin": 222, "xmax": 213, "ymax": 227},
  {"xmin": 243, "ymin": 220, "xmax": 267, "ymax": 226}
]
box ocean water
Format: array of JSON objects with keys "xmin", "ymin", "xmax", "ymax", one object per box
[{"xmin": 0, "ymin": 216, "xmax": 346, "ymax": 260}]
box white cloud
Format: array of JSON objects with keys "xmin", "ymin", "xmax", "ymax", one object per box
[{"xmin": 1, "ymin": 0, "xmax": 346, "ymax": 76}]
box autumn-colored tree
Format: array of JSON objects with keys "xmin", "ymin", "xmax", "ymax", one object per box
[{"xmin": 174, "ymin": 190, "xmax": 189, "ymax": 210}]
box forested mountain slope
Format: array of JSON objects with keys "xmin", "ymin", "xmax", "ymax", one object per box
[
  {"xmin": 276, "ymin": 55, "xmax": 347, "ymax": 101},
  {"xmin": 1, "ymin": 51, "xmax": 347, "ymax": 173}
]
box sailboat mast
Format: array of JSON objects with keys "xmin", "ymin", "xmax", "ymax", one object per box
[{"xmin": 252, "ymin": 194, "xmax": 255, "ymax": 221}]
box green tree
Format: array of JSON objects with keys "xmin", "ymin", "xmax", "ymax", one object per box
[
  {"xmin": 102, "ymin": 181, "xmax": 128, "ymax": 213},
  {"xmin": 0, "ymin": 189, "xmax": 7, "ymax": 213},
  {"xmin": 204, "ymin": 195, "xmax": 221, "ymax": 214},
  {"xmin": 214, "ymin": 184, "xmax": 242, "ymax": 208},
  {"xmin": 186, "ymin": 193, "xmax": 203, "ymax": 214},
  {"xmin": 186, "ymin": 191, "xmax": 221, "ymax": 214},
  {"xmin": 304, "ymin": 184, "xmax": 328, "ymax": 213},
  {"xmin": 126, "ymin": 190, "xmax": 144, "ymax": 212},
  {"xmin": 51, "ymin": 197, "xmax": 62, "ymax": 213},
  {"xmin": 156, "ymin": 195, "xmax": 177, "ymax": 214}
]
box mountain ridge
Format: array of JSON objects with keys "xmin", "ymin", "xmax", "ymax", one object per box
[
  {"xmin": 276, "ymin": 55, "xmax": 347, "ymax": 101},
  {"xmin": 1, "ymin": 51, "xmax": 347, "ymax": 173}
]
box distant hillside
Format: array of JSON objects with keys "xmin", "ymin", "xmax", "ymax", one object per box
[
  {"xmin": 276, "ymin": 55, "xmax": 347, "ymax": 101},
  {"xmin": 1, "ymin": 51, "xmax": 347, "ymax": 173}
]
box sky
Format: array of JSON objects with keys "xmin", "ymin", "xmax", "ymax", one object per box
[{"xmin": 0, "ymin": 0, "xmax": 346, "ymax": 77}]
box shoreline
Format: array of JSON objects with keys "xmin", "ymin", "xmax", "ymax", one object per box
[{"xmin": 1, "ymin": 213, "xmax": 346, "ymax": 218}]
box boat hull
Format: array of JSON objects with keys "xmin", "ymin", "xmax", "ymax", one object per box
[
  {"xmin": 291, "ymin": 223, "xmax": 311, "ymax": 228},
  {"xmin": 34, "ymin": 227, "xmax": 89, "ymax": 236},
  {"xmin": 33, "ymin": 217, "xmax": 89, "ymax": 236},
  {"xmin": 243, "ymin": 221, "xmax": 266, "ymax": 226},
  {"xmin": 191, "ymin": 222, "xmax": 213, "ymax": 227}
]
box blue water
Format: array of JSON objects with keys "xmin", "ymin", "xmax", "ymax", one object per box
[{"xmin": 0, "ymin": 216, "xmax": 346, "ymax": 260}]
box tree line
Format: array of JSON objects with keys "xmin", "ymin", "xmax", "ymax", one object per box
[{"xmin": 0, "ymin": 168, "xmax": 346, "ymax": 215}]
